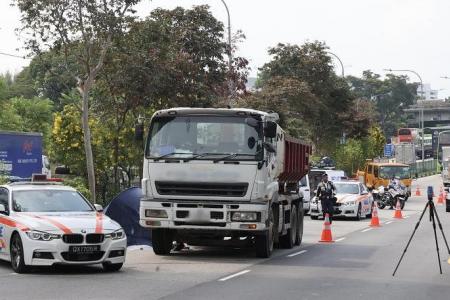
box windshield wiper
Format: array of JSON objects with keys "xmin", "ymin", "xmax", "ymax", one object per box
[
  {"xmin": 212, "ymin": 153, "xmax": 258, "ymax": 163},
  {"xmin": 153, "ymin": 152, "xmax": 193, "ymax": 162}
]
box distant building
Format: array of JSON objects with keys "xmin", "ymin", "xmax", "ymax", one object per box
[
  {"xmin": 417, "ymin": 83, "xmax": 439, "ymax": 100},
  {"xmin": 404, "ymin": 99, "xmax": 450, "ymax": 127}
]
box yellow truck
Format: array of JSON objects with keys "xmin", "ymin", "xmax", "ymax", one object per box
[{"xmin": 357, "ymin": 160, "xmax": 412, "ymax": 196}]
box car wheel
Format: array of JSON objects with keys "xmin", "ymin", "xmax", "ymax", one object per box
[
  {"xmin": 10, "ymin": 233, "xmax": 28, "ymax": 274},
  {"xmin": 102, "ymin": 262, "xmax": 123, "ymax": 272},
  {"xmin": 310, "ymin": 215, "xmax": 318, "ymax": 220}
]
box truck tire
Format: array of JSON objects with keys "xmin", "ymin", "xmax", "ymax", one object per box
[
  {"xmin": 280, "ymin": 205, "xmax": 297, "ymax": 249},
  {"xmin": 151, "ymin": 229, "xmax": 173, "ymax": 255},
  {"xmin": 255, "ymin": 207, "xmax": 275, "ymax": 258},
  {"xmin": 295, "ymin": 205, "xmax": 304, "ymax": 246}
]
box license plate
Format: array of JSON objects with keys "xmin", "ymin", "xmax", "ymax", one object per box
[{"xmin": 69, "ymin": 245, "xmax": 100, "ymax": 254}]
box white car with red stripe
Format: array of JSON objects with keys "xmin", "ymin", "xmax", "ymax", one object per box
[
  {"xmin": 0, "ymin": 181, "xmax": 126, "ymax": 273},
  {"xmin": 309, "ymin": 181, "xmax": 374, "ymax": 220}
]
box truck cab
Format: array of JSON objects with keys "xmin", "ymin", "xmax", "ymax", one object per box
[
  {"xmin": 138, "ymin": 108, "xmax": 311, "ymax": 257},
  {"xmin": 358, "ymin": 161, "xmax": 412, "ymax": 195}
]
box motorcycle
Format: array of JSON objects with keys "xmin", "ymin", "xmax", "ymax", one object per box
[{"xmin": 375, "ymin": 183, "xmax": 407, "ymax": 210}]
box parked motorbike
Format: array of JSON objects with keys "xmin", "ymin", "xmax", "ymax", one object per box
[{"xmin": 374, "ymin": 183, "xmax": 407, "ymax": 210}]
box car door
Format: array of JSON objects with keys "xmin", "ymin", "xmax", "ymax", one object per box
[{"xmin": 0, "ymin": 187, "xmax": 11, "ymax": 258}]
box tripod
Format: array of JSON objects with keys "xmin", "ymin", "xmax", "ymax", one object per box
[{"xmin": 393, "ymin": 196, "xmax": 450, "ymax": 276}]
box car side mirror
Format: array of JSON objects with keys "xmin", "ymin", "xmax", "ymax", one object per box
[
  {"xmin": 135, "ymin": 124, "xmax": 144, "ymax": 141},
  {"xmin": 0, "ymin": 204, "xmax": 7, "ymax": 214},
  {"xmin": 264, "ymin": 121, "xmax": 277, "ymax": 138},
  {"xmin": 94, "ymin": 204, "xmax": 103, "ymax": 212}
]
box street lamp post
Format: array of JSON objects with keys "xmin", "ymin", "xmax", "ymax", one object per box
[
  {"xmin": 220, "ymin": 0, "xmax": 234, "ymax": 106},
  {"xmin": 327, "ymin": 51, "xmax": 345, "ymax": 77},
  {"xmin": 384, "ymin": 69, "xmax": 425, "ymax": 162}
]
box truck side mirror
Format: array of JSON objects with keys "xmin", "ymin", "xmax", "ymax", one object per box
[
  {"xmin": 135, "ymin": 124, "xmax": 144, "ymax": 141},
  {"xmin": 263, "ymin": 142, "xmax": 276, "ymax": 153},
  {"xmin": 264, "ymin": 121, "xmax": 277, "ymax": 138}
]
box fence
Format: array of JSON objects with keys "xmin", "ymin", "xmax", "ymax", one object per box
[{"xmin": 409, "ymin": 159, "xmax": 438, "ymax": 178}]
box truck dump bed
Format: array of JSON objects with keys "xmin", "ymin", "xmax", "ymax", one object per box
[{"xmin": 278, "ymin": 136, "xmax": 312, "ymax": 193}]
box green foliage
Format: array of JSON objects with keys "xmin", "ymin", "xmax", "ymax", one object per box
[
  {"xmin": 63, "ymin": 177, "xmax": 91, "ymax": 200},
  {"xmin": 365, "ymin": 126, "xmax": 386, "ymax": 159},
  {"xmin": 0, "ymin": 176, "xmax": 8, "ymax": 185},
  {"xmin": 346, "ymin": 71, "xmax": 417, "ymax": 137},
  {"xmin": 335, "ymin": 139, "xmax": 365, "ymax": 176},
  {"xmin": 244, "ymin": 41, "xmax": 354, "ymax": 153}
]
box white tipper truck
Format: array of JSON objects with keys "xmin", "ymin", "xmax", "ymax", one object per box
[
  {"xmin": 441, "ymin": 146, "xmax": 450, "ymax": 187},
  {"xmin": 137, "ymin": 108, "xmax": 311, "ymax": 257}
]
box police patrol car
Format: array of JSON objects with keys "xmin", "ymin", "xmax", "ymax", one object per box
[
  {"xmin": 310, "ymin": 181, "xmax": 374, "ymax": 220},
  {"xmin": 0, "ymin": 176, "xmax": 126, "ymax": 273}
]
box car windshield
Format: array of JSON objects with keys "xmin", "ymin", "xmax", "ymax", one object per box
[
  {"xmin": 334, "ymin": 183, "xmax": 359, "ymax": 194},
  {"xmin": 146, "ymin": 115, "xmax": 262, "ymax": 160},
  {"xmin": 379, "ymin": 166, "xmax": 410, "ymax": 179},
  {"xmin": 12, "ymin": 190, "xmax": 94, "ymax": 212}
]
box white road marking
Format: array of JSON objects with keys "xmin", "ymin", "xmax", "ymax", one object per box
[
  {"xmin": 287, "ymin": 250, "xmax": 308, "ymax": 258},
  {"xmin": 361, "ymin": 228, "xmax": 373, "ymax": 233},
  {"xmin": 385, "ymin": 221, "xmax": 393, "ymax": 224},
  {"xmin": 218, "ymin": 270, "xmax": 251, "ymax": 282},
  {"xmin": 335, "ymin": 237, "xmax": 346, "ymax": 242},
  {"xmin": 404, "ymin": 215, "xmax": 410, "ymax": 219}
]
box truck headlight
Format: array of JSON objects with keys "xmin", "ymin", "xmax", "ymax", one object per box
[
  {"xmin": 231, "ymin": 212, "xmax": 259, "ymax": 222},
  {"xmin": 26, "ymin": 230, "xmax": 61, "ymax": 241},
  {"xmin": 105, "ymin": 229, "xmax": 126, "ymax": 240},
  {"xmin": 145, "ymin": 209, "xmax": 168, "ymax": 218}
]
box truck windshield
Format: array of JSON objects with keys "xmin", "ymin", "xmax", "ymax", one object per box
[
  {"xmin": 146, "ymin": 116, "xmax": 262, "ymax": 160},
  {"xmin": 379, "ymin": 166, "xmax": 410, "ymax": 179}
]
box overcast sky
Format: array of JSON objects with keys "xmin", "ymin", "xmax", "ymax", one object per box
[{"xmin": 1, "ymin": 0, "xmax": 449, "ymax": 98}]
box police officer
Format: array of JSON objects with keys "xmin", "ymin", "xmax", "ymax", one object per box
[{"xmin": 316, "ymin": 173, "xmax": 336, "ymax": 223}]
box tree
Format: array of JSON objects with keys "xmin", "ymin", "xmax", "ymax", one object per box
[
  {"xmin": 335, "ymin": 139, "xmax": 365, "ymax": 176},
  {"xmin": 16, "ymin": 0, "xmax": 140, "ymax": 202},
  {"xmin": 247, "ymin": 41, "xmax": 353, "ymax": 153},
  {"xmin": 346, "ymin": 71, "xmax": 417, "ymax": 137}
]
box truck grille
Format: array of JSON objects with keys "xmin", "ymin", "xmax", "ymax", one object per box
[{"xmin": 155, "ymin": 182, "xmax": 248, "ymax": 197}]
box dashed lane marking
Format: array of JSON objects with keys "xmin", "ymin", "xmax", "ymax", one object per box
[
  {"xmin": 361, "ymin": 228, "xmax": 373, "ymax": 233},
  {"xmin": 218, "ymin": 270, "xmax": 251, "ymax": 282},
  {"xmin": 385, "ymin": 221, "xmax": 393, "ymax": 224},
  {"xmin": 287, "ymin": 250, "xmax": 308, "ymax": 258},
  {"xmin": 335, "ymin": 237, "xmax": 346, "ymax": 242},
  {"xmin": 404, "ymin": 215, "xmax": 410, "ymax": 219}
]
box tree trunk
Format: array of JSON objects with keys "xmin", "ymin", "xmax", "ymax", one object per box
[{"xmin": 81, "ymin": 86, "xmax": 96, "ymax": 203}]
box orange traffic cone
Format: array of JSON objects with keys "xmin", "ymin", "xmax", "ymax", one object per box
[
  {"xmin": 393, "ymin": 199, "xmax": 403, "ymax": 219},
  {"xmin": 437, "ymin": 189, "xmax": 445, "ymax": 205},
  {"xmin": 370, "ymin": 201, "xmax": 381, "ymax": 227},
  {"xmin": 415, "ymin": 186, "xmax": 421, "ymax": 196},
  {"xmin": 319, "ymin": 213, "xmax": 334, "ymax": 243}
]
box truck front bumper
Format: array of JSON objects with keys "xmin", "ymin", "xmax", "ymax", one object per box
[{"xmin": 140, "ymin": 199, "xmax": 269, "ymax": 232}]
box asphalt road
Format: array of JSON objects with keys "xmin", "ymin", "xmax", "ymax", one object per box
[{"xmin": 1, "ymin": 175, "xmax": 449, "ymax": 300}]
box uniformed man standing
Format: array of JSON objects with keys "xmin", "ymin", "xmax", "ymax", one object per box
[{"xmin": 316, "ymin": 173, "xmax": 336, "ymax": 223}]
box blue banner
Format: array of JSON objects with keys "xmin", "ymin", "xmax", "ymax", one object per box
[{"xmin": 0, "ymin": 132, "xmax": 43, "ymax": 178}]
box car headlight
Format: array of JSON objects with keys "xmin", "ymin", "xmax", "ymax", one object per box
[
  {"xmin": 105, "ymin": 229, "xmax": 126, "ymax": 240},
  {"xmin": 26, "ymin": 230, "xmax": 61, "ymax": 241}
]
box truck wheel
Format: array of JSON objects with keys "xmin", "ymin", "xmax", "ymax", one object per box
[
  {"xmin": 151, "ymin": 229, "xmax": 173, "ymax": 255},
  {"xmin": 280, "ymin": 205, "xmax": 297, "ymax": 249},
  {"xmin": 295, "ymin": 205, "xmax": 304, "ymax": 246},
  {"xmin": 255, "ymin": 207, "xmax": 275, "ymax": 258}
]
